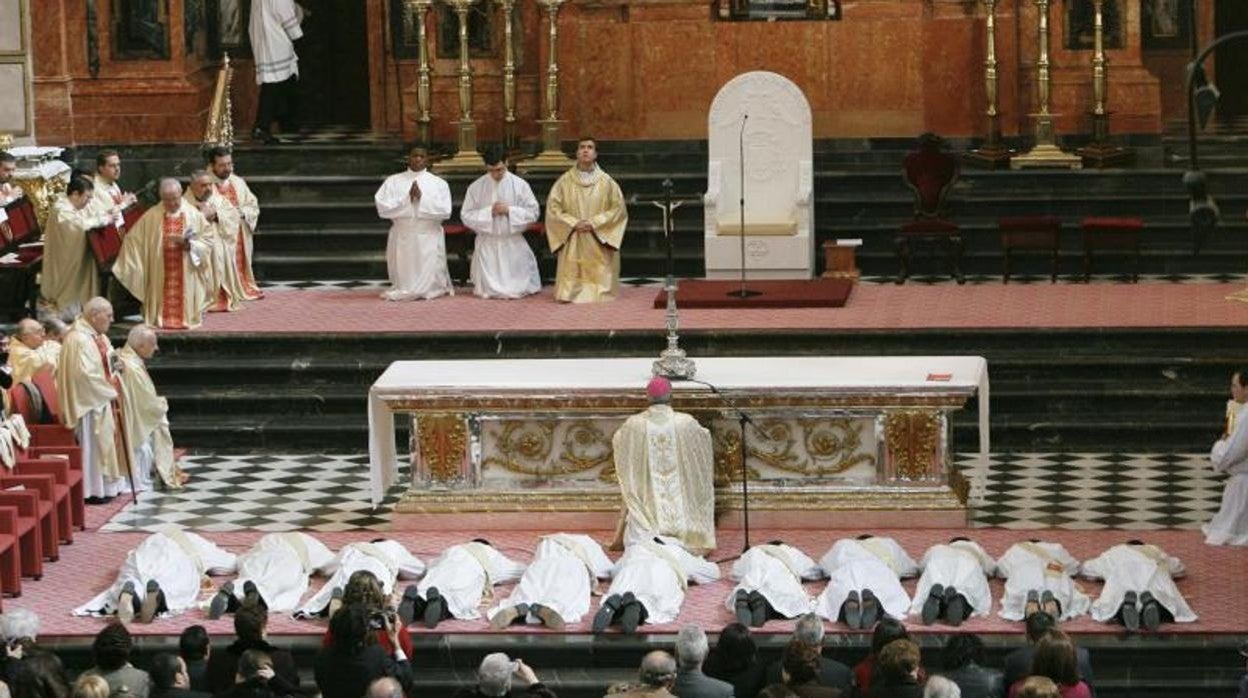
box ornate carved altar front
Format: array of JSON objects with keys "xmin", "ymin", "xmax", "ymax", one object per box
[{"xmin": 367, "ymin": 357, "xmax": 988, "ymax": 518}]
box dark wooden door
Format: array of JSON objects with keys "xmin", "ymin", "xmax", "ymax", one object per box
[
  {"xmin": 294, "ymin": 0, "xmax": 370, "ymax": 128},
  {"xmin": 1215, "ymin": 0, "xmax": 1248, "ymax": 120}
]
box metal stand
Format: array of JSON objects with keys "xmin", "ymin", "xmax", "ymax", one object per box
[
  {"xmin": 687, "ymin": 377, "xmax": 753, "ymax": 553},
  {"xmin": 635, "ymin": 179, "xmax": 700, "ymax": 380},
  {"xmin": 728, "ymin": 115, "xmax": 761, "ymax": 298}
]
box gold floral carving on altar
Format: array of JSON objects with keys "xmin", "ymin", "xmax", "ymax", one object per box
[
  {"xmin": 710, "ymin": 417, "xmax": 875, "ymax": 483},
  {"xmin": 13, "ymin": 174, "xmax": 68, "ymax": 229},
  {"xmin": 884, "ymin": 410, "xmax": 941, "ymax": 480},
  {"xmin": 415, "ymin": 413, "xmax": 468, "ymax": 484},
  {"xmin": 482, "ymin": 419, "xmax": 616, "ymax": 482}
]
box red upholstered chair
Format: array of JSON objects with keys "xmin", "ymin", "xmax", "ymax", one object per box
[
  {"xmin": 0, "ymin": 490, "xmax": 44, "ymax": 579},
  {"xmin": 10, "ymin": 450, "xmax": 76, "ymax": 543},
  {"xmin": 0, "ymin": 475, "xmax": 58, "ymax": 563},
  {"xmin": 442, "ymin": 222, "xmax": 474, "ymax": 286},
  {"xmin": 0, "ymin": 198, "xmax": 42, "ymax": 317},
  {"xmin": 999, "ymin": 216, "xmax": 1062, "ymax": 283},
  {"xmin": 897, "ymin": 134, "xmax": 964, "ymax": 284},
  {"xmin": 1081, "ymin": 217, "xmax": 1143, "ymax": 282},
  {"xmin": 0, "ymin": 506, "xmax": 24, "ymax": 596}
]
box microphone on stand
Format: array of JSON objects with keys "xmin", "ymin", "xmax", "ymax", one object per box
[
  {"xmin": 729, "ymin": 113, "xmax": 761, "ymax": 299},
  {"xmin": 682, "ymin": 376, "xmax": 755, "ymax": 556}
]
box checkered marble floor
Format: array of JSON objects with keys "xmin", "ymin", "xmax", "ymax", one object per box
[{"xmin": 98, "ymin": 452, "xmax": 1226, "ymax": 533}]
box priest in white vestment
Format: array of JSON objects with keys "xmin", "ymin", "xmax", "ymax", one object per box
[
  {"xmin": 249, "ymin": 0, "xmax": 304, "ymax": 142},
  {"xmin": 113, "ymin": 179, "xmax": 214, "ymax": 331},
  {"xmin": 995, "ymin": 540, "xmax": 1091, "ymax": 622},
  {"xmin": 1205, "ymin": 370, "xmax": 1248, "ymax": 546},
  {"xmin": 909, "ymin": 538, "xmax": 996, "ymax": 625},
  {"xmin": 295, "ymin": 539, "xmax": 425, "ymax": 618},
  {"xmin": 41, "ymin": 177, "xmax": 112, "ymax": 319},
  {"xmin": 186, "ymin": 170, "xmax": 246, "ymax": 313},
  {"xmin": 461, "ymin": 147, "xmax": 541, "ymax": 299},
  {"xmin": 594, "ymin": 536, "xmax": 719, "ymax": 633},
  {"xmin": 487, "ymin": 533, "xmax": 614, "ymax": 630},
  {"xmin": 8, "ymin": 319, "xmax": 61, "ymax": 385},
  {"xmin": 726, "ymin": 541, "xmax": 820, "ymax": 627},
  {"xmin": 210, "ymin": 532, "xmax": 335, "ymax": 615},
  {"xmin": 412, "ymin": 540, "xmax": 525, "ymax": 628},
  {"xmin": 208, "ymin": 147, "xmax": 264, "ymax": 300},
  {"xmin": 75, "ymin": 527, "xmax": 237, "ymax": 623},
  {"xmin": 375, "ymin": 145, "xmax": 453, "ymax": 301},
  {"xmin": 56, "ymin": 298, "xmax": 129, "ymax": 501},
  {"xmin": 117, "ymin": 325, "xmax": 186, "ymax": 490},
  {"xmin": 611, "ymin": 377, "xmax": 716, "ymax": 554},
  {"xmin": 1081, "ymin": 541, "xmax": 1197, "ymax": 628},
  {"xmin": 0, "ymin": 152, "xmax": 22, "ymax": 238},
  {"xmin": 815, "ymin": 535, "xmax": 919, "ymax": 628},
  {"xmin": 88, "ymin": 150, "xmax": 138, "ymax": 229}
]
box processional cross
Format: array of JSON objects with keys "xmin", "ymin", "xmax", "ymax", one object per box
[{"xmin": 633, "ymin": 179, "xmax": 700, "ymax": 380}]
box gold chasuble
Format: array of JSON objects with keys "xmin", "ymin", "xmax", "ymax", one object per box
[
  {"xmin": 41, "ymin": 198, "xmax": 108, "ymax": 315},
  {"xmin": 211, "ymin": 174, "xmax": 263, "ymax": 300},
  {"xmin": 57, "ymin": 317, "xmax": 122, "ymax": 481},
  {"xmin": 113, "ymin": 203, "xmax": 213, "ymax": 330},
  {"xmin": 545, "ymin": 166, "xmax": 628, "ymax": 303},
  {"xmin": 611, "ymin": 404, "xmax": 716, "ymax": 553},
  {"xmin": 184, "ymin": 189, "xmax": 246, "ymax": 312},
  {"xmin": 8, "ymin": 340, "xmax": 61, "ymax": 385},
  {"xmin": 117, "ymin": 346, "xmax": 185, "ymax": 489}
]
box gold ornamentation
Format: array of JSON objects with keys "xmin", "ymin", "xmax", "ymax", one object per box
[
  {"xmin": 517, "ymin": 0, "xmax": 575, "ymax": 173},
  {"xmin": 416, "ymin": 413, "xmax": 468, "ymax": 484},
  {"xmin": 884, "ymin": 410, "xmax": 941, "ymax": 481},
  {"xmin": 949, "ymin": 467, "xmax": 971, "ymax": 505},
  {"xmin": 1012, "ymin": 0, "xmax": 1081, "ymax": 169},
  {"xmin": 800, "ymin": 418, "xmax": 877, "ymax": 474},
  {"xmin": 559, "ymin": 420, "xmax": 615, "ymax": 477},
  {"xmin": 0, "ymin": 134, "xmax": 12, "ymax": 150},
  {"xmin": 482, "ymin": 419, "xmax": 616, "ymax": 481},
  {"xmin": 386, "ymin": 390, "xmax": 971, "ymax": 413},
  {"xmin": 405, "ymin": 0, "xmax": 434, "ymax": 143},
  {"xmin": 13, "ymin": 173, "xmax": 67, "ymax": 230},
  {"xmin": 203, "ymin": 53, "xmax": 234, "ymax": 149}
]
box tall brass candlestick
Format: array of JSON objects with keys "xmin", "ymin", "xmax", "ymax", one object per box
[
  {"xmin": 1012, "ymin": 0, "xmax": 1081, "ymax": 169},
  {"xmin": 967, "ymin": 0, "xmax": 1012, "ymax": 168},
  {"xmin": 500, "ymin": 0, "xmax": 518, "ymax": 148},
  {"xmin": 1076, "ymin": 0, "xmax": 1132, "ymax": 166},
  {"xmin": 436, "ymin": 0, "xmax": 487, "ymax": 172},
  {"xmin": 406, "ymin": 0, "xmax": 434, "ymax": 144},
  {"xmin": 519, "ymin": 0, "xmax": 575, "ymax": 172}
]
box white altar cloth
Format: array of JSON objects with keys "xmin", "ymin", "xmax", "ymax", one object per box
[{"xmin": 367, "ymin": 357, "xmax": 989, "ymax": 507}]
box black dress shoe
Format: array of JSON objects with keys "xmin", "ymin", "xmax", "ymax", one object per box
[
  {"xmin": 921, "ymin": 583, "xmax": 944, "ymax": 625},
  {"xmin": 1120, "ymin": 591, "xmax": 1140, "ymax": 632},
  {"xmin": 423, "ymin": 587, "xmax": 445, "ymax": 629},
  {"xmin": 593, "ymin": 594, "xmax": 623, "ymax": 634},
  {"xmin": 619, "ymin": 600, "xmax": 643, "ymax": 634},
  {"xmin": 398, "ymin": 584, "xmax": 423, "ymax": 627},
  {"xmin": 860, "ymin": 589, "xmax": 880, "ymax": 628},
  {"xmin": 1040, "ymin": 590, "xmax": 1061, "ymax": 619},
  {"xmin": 842, "ymin": 590, "xmax": 862, "ymax": 630},
  {"xmin": 944, "ymin": 586, "xmax": 967, "ymax": 626},
  {"xmin": 1024, "ymin": 589, "xmax": 1041, "ymax": 618},
  {"xmin": 747, "ymin": 591, "xmax": 769, "ymax": 628},
  {"xmin": 139, "ymin": 579, "xmax": 162, "ymax": 623},
  {"xmin": 733, "ymin": 589, "xmax": 752, "ymax": 626},
  {"xmin": 1139, "ymin": 591, "xmax": 1161, "ymax": 631},
  {"xmin": 242, "ymin": 580, "xmax": 263, "ymax": 609},
  {"xmin": 208, "ymin": 581, "xmax": 234, "ymax": 620}
]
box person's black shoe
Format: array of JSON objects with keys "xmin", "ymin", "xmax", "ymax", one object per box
[
  {"xmin": 593, "ymin": 594, "xmax": 623, "ymax": 634},
  {"xmin": 423, "ymin": 587, "xmax": 445, "ymax": 629},
  {"xmin": 842, "ymin": 590, "xmax": 862, "ymax": 630},
  {"xmin": 139, "ymin": 579, "xmax": 162, "ymax": 623},
  {"xmin": 532, "ymin": 603, "xmax": 565, "ymax": 631},
  {"xmin": 733, "ymin": 589, "xmax": 751, "ymax": 626},
  {"xmin": 747, "ymin": 590, "xmax": 768, "ymax": 628},
  {"xmin": 861, "ymin": 589, "xmax": 880, "ymax": 629},
  {"xmin": 1139, "ymin": 591, "xmax": 1161, "ymax": 631},
  {"xmin": 1024, "ymin": 589, "xmax": 1041, "ymax": 618},
  {"xmin": 1040, "ymin": 590, "xmax": 1061, "ymax": 619},
  {"xmin": 620, "ymin": 600, "xmax": 643, "ymax": 634},
  {"xmin": 398, "ymin": 585, "xmax": 423, "ymax": 627},
  {"xmin": 117, "ymin": 581, "xmax": 137, "ymax": 625},
  {"xmin": 242, "ymin": 580, "xmax": 262, "ymax": 609},
  {"xmin": 1120, "ymin": 591, "xmax": 1140, "ymax": 632},
  {"xmin": 944, "ymin": 587, "xmax": 967, "ymax": 627},
  {"xmin": 921, "ymin": 583, "xmax": 944, "ymax": 625},
  {"xmin": 208, "ymin": 581, "xmax": 233, "ymax": 620}
]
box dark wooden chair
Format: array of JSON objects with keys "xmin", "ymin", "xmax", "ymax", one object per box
[
  {"xmin": 897, "ymin": 134, "xmax": 963, "ymax": 284},
  {"xmin": 1081, "ymin": 217, "xmax": 1143, "ymax": 282},
  {"xmin": 999, "ymin": 216, "xmax": 1062, "ymax": 283}
]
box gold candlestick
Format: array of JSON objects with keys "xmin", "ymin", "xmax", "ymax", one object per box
[
  {"xmin": 967, "ymin": 0, "xmax": 1013, "ymax": 168},
  {"xmin": 500, "ymin": 0, "xmax": 518, "ymax": 149},
  {"xmin": 436, "ymin": 0, "xmax": 487, "ymax": 172},
  {"xmin": 405, "ymin": 0, "xmax": 435, "ymax": 144},
  {"xmin": 1076, "ymin": 0, "xmax": 1132, "ymax": 166},
  {"xmin": 519, "ymin": 0, "xmax": 575, "ymax": 172},
  {"xmin": 1013, "ymin": 0, "xmax": 1082, "ymax": 169}
]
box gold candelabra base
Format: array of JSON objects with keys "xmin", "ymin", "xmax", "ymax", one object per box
[
  {"xmin": 0, "ymin": 133, "xmax": 13, "ymax": 150},
  {"xmin": 518, "ymin": 119, "xmax": 575, "ymax": 173},
  {"xmin": 435, "ymin": 120, "xmax": 486, "ymax": 173},
  {"xmin": 1227, "ymin": 286, "xmax": 1248, "ymax": 304},
  {"xmin": 1012, "ymin": 115, "xmax": 1082, "ymax": 170},
  {"xmin": 1076, "ymin": 112, "xmax": 1134, "ymax": 168},
  {"xmin": 965, "ymin": 116, "xmax": 1014, "ymax": 169}
]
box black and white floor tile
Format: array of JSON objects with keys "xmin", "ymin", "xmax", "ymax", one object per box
[{"xmin": 99, "ymin": 452, "xmax": 1225, "ymax": 533}]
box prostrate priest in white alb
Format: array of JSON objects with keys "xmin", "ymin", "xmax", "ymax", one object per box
[
  {"xmin": 1081, "ymin": 540, "xmax": 1197, "ymax": 631},
  {"xmin": 910, "ymin": 537, "xmax": 996, "ymax": 626},
  {"xmin": 460, "ymin": 146, "xmax": 542, "ymax": 299},
  {"xmin": 488, "ymin": 533, "xmax": 614, "ymax": 630},
  {"xmin": 727, "ymin": 541, "xmax": 820, "ymax": 628},
  {"xmin": 1205, "ymin": 369, "xmax": 1248, "ymax": 546},
  {"xmin": 375, "ymin": 144, "xmax": 453, "ymax": 301},
  {"xmin": 996, "ymin": 540, "xmax": 1091, "ymax": 622},
  {"xmin": 296, "ymin": 539, "xmax": 425, "ymax": 618},
  {"xmin": 209, "ymin": 532, "xmax": 336, "ymax": 617},
  {"xmin": 593, "ymin": 536, "xmax": 720, "ymax": 634},
  {"xmin": 74, "ymin": 527, "xmax": 237, "ymax": 624},
  {"xmin": 405, "ymin": 539, "xmax": 525, "ymax": 629},
  {"xmin": 117, "ymin": 324, "xmax": 188, "ymax": 491},
  {"xmin": 815, "ymin": 534, "xmax": 919, "ymax": 629}
]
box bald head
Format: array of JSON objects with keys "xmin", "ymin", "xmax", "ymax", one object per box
[
  {"xmin": 83, "ymin": 297, "xmax": 114, "ymax": 334},
  {"xmin": 638, "ymin": 651, "xmax": 677, "ymax": 689},
  {"xmin": 365, "ymin": 678, "xmax": 403, "ymax": 698},
  {"xmin": 126, "ymin": 324, "xmax": 158, "ymax": 359},
  {"xmin": 14, "ymin": 319, "xmax": 45, "ymax": 350},
  {"xmin": 159, "ymin": 178, "xmax": 183, "ymax": 212}
]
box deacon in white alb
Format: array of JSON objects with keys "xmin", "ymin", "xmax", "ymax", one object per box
[
  {"xmin": 375, "ymin": 145, "xmax": 453, "ymax": 301},
  {"xmin": 1205, "ymin": 369, "xmax": 1248, "ymax": 546},
  {"xmin": 815, "ymin": 535, "xmax": 919, "ymax": 629},
  {"xmin": 727, "ymin": 541, "xmax": 820, "ymax": 628},
  {"xmin": 408, "ymin": 539, "xmax": 525, "ymax": 629},
  {"xmin": 910, "ymin": 537, "xmax": 996, "ymax": 626},
  {"xmin": 74, "ymin": 527, "xmax": 237, "ymax": 624},
  {"xmin": 487, "ymin": 533, "xmax": 614, "ymax": 630},
  {"xmin": 295, "ymin": 539, "xmax": 425, "ymax": 618},
  {"xmin": 461, "ymin": 146, "xmax": 541, "ymax": 299},
  {"xmin": 996, "ymin": 540, "xmax": 1091, "ymax": 622},
  {"xmin": 209, "ymin": 532, "xmax": 336, "ymax": 616},
  {"xmin": 593, "ymin": 536, "xmax": 720, "ymax": 634},
  {"xmin": 1081, "ymin": 540, "xmax": 1197, "ymax": 631}
]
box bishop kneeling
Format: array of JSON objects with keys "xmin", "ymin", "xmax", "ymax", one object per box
[{"xmin": 113, "ymin": 179, "xmax": 214, "ymax": 331}]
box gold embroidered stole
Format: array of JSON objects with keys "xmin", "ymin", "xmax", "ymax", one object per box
[
  {"xmin": 757, "ymin": 545, "xmax": 802, "ymax": 581},
  {"xmin": 640, "ymin": 541, "xmax": 688, "ymax": 591},
  {"xmin": 280, "ymin": 533, "xmax": 312, "ymax": 570}
]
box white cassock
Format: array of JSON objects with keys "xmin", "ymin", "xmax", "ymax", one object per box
[
  {"xmin": 416, "ymin": 542, "xmax": 526, "ymax": 621},
  {"xmin": 296, "ymin": 540, "xmax": 425, "ymax": 617},
  {"xmin": 461, "ymin": 171, "xmax": 541, "ymax": 299},
  {"xmin": 909, "ymin": 540, "xmax": 996, "ymax": 619},
  {"xmin": 231, "ymin": 532, "xmax": 336, "ymax": 612},
  {"xmin": 1205, "ymin": 400, "xmax": 1248, "ymax": 546},
  {"xmin": 995, "ymin": 541, "xmax": 1091, "ymax": 621},
  {"xmin": 487, "ymin": 534, "xmax": 613, "ymax": 625},
  {"xmin": 375, "ymin": 169, "xmax": 453, "ymax": 301},
  {"xmin": 726, "ymin": 544, "xmax": 820, "ymax": 619},
  {"xmin": 74, "ymin": 528, "xmax": 237, "ymax": 617},
  {"xmin": 603, "ymin": 536, "xmax": 720, "ymax": 626},
  {"xmin": 249, "ymin": 0, "xmax": 304, "ymax": 85},
  {"xmin": 815, "ymin": 537, "xmax": 919, "ymax": 622},
  {"xmin": 1081, "ymin": 543, "xmax": 1197, "ymax": 623}
]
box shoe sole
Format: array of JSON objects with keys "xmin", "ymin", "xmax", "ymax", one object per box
[
  {"xmin": 207, "ymin": 591, "xmax": 230, "ymax": 620},
  {"xmin": 946, "ymin": 596, "xmax": 967, "ymax": 627},
  {"xmin": 117, "ymin": 589, "xmax": 136, "ymax": 625},
  {"xmin": 490, "ymin": 607, "xmax": 519, "ymax": 630},
  {"xmin": 1141, "ymin": 603, "xmax": 1161, "ymax": 631},
  {"xmin": 535, "ymin": 606, "xmax": 566, "ymax": 631},
  {"xmin": 592, "ymin": 606, "xmax": 615, "ymax": 634},
  {"xmin": 861, "ymin": 594, "xmax": 879, "ymax": 628},
  {"xmin": 843, "ymin": 600, "xmax": 861, "ymax": 630},
  {"xmin": 139, "ymin": 586, "xmax": 160, "ymax": 623},
  {"xmin": 1121, "ymin": 603, "xmax": 1140, "ymax": 632}
]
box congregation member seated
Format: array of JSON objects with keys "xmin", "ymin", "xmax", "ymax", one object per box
[
  {"xmin": 452, "ymin": 652, "xmax": 558, "ymax": 697},
  {"xmin": 765, "ymin": 638, "xmax": 844, "ymax": 697},
  {"xmin": 81, "ymin": 623, "xmax": 151, "ymax": 698},
  {"xmin": 672, "ymin": 625, "xmax": 734, "ymax": 697},
  {"xmin": 854, "ymin": 619, "xmax": 915, "ymax": 696},
  {"xmin": 996, "ymin": 540, "xmax": 1090, "ymax": 623},
  {"xmin": 1013, "ymin": 677, "xmax": 1061, "ymax": 698},
  {"xmin": 764, "ymin": 614, "xmax": 853, "ymax": 693},
  {"xmin": 321, "ymin": 570, "xmax": 414, "ymax": 659},
  {"xmin": 218, "ymin": 650, "xmax": 288, "ymax": 698},
  {"xmin": 923, "ymin": 677, "xmax": 963, "ymax": 698},
  {"xmin": 1005, "ymin": 630, "xmax": 1091, "ymax": 698},
  {"xmin": 704, "ymin": 623, "xmax": 767, "ymax": 698},
  {"xmin": 1081, "ymin": 540, "xmax": 1196, "ymax": 631},
  {"xmin": 408, "ymin": 539, "xmax": 525, "ymax": 629},
  {"xmin": 816, "ymin": 534, "xmax": 918, "ymax": 629},
  {"xmin": 606, "ymin": 651, "xmax": 678, "ymax": 697},
  {"xmin": 729, "ymin": 540, "xmax": 820, "ymax": 628},
  {"xmin": 1003, "ymin": 614, "xmax": 1093, "ymax": 691},
  {"xmin": 314, "ymin": 605, "xmax": 414, "ymax": 698},
  {"xmin": 149, "ymin": 652, "xmax": 211, "ymax": 698},
  {"xmin": 487, "ymin": 533, "xmax": 613, "ymax": 631},
  {"xmin": 593, "ymin": 536, "xmax": 719, "ymax": 634},
  {"xmin": 178, "ymin": 625, "xmax": 212, "ymax": 692},
  {"xmin": 911, "ymin": 537, "xmax": 995, "ymax": 626},
  {"xmin": 868, "ymin": 639, "xmax": 924, "ymax": 698},
  {"xmin": 204, "ymin": 605, "xmax": 298, "ymax": 697},
  {"xmin": 72, "ymin": 674, "xmax": 112, "ymax": 698},
  {"xmin": 938, "ymin": 634, "xmax": 1004, "ymax": 698}
]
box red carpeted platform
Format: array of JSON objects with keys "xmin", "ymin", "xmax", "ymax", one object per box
[
  {"xmin": 651, "ymin": 279, "xmax": 853, "ymax": 309},
  {"xmin": 20, "ymin": 526, "xmax": 1247, "ymax": 639}
]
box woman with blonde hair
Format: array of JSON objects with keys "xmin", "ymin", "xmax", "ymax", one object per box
[
  {"xmin": 69, "ymin": 675, "xmax": 108, "ymax": 698},
  {"xmin": 1014, "ymin": 676, "xmax": 1060, "ymax": 698}
]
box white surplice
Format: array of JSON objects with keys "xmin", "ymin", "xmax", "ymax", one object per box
[
  {"xmin": 249, "ymin": 0, "xmax": 304, "ymax": 84},
  {"xmin": 909, "ymin": 540, "xmax": 996, "ymax": 619},
  {"xmin": 232, "ymin": 532, "xmax": 336, "ymax": 612},
  {"xmin": 1205, "ymin": 401, "xmax": 1248, "ymax": 546},
  {"xmin": 603, "ymin": 536, "xmax": 720, "ymax": 626},
  {"xmin": 416, "ymin": 542, "xmax": 526, "ymax": 620},
  {"xmin": 1082, "ymin": 543, "xmax": 1197, "ymax": 623},
  {"xmin": 487, "ymin": 534, "xmax": 613, "ymax": 625},
  {"xmin": 461, "ymin": 171, "xmax": 541, "ymax": 299},
  {"xmin": 726, "ymin": 543, "xmax": 821, "ymax": 619},
  {"xmin": 815, "ymin": 537, "xmax": 918, "ymax": 622},
  {"xmin": 995, "ymin": 541, "xmax": 1091, "ymax": 621},
  {"xmin": 74, "ymin": 528, "xmax": 237, "ymax": 617},
  {"xmin": 376, "ymin": 169, "xmax": 453, "ymax": 300},
  {"xmin": 295, "ymin": 539, "xmax": 425, "ymax": 617}
]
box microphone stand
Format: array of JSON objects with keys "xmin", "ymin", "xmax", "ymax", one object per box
[
  {"xmin": 727, "ymin": 113, "xmax": 761, "ymax": 299},
  {"xmin": 681, "ymin": 377, "xmax": 754, "ymax": 555}
]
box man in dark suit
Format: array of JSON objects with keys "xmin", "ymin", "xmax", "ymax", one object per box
[
  {"xmin": 1002, "ymin": 613, "xmax": 1094, "ymax": 692},
  {"xmin": 763, "ymin": 614, "xmax": 852, "ymax": 693},
  {"xmin": 178, "ymin": 626, "xmax": 211, "ymax": 693},
  {"xmin": 673, "ymin": 625, "xmax": 734, "ymax": 698},
  {"xmin": 937, "ymin": 635, "xmax": 1004, "ymax": 698}
]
